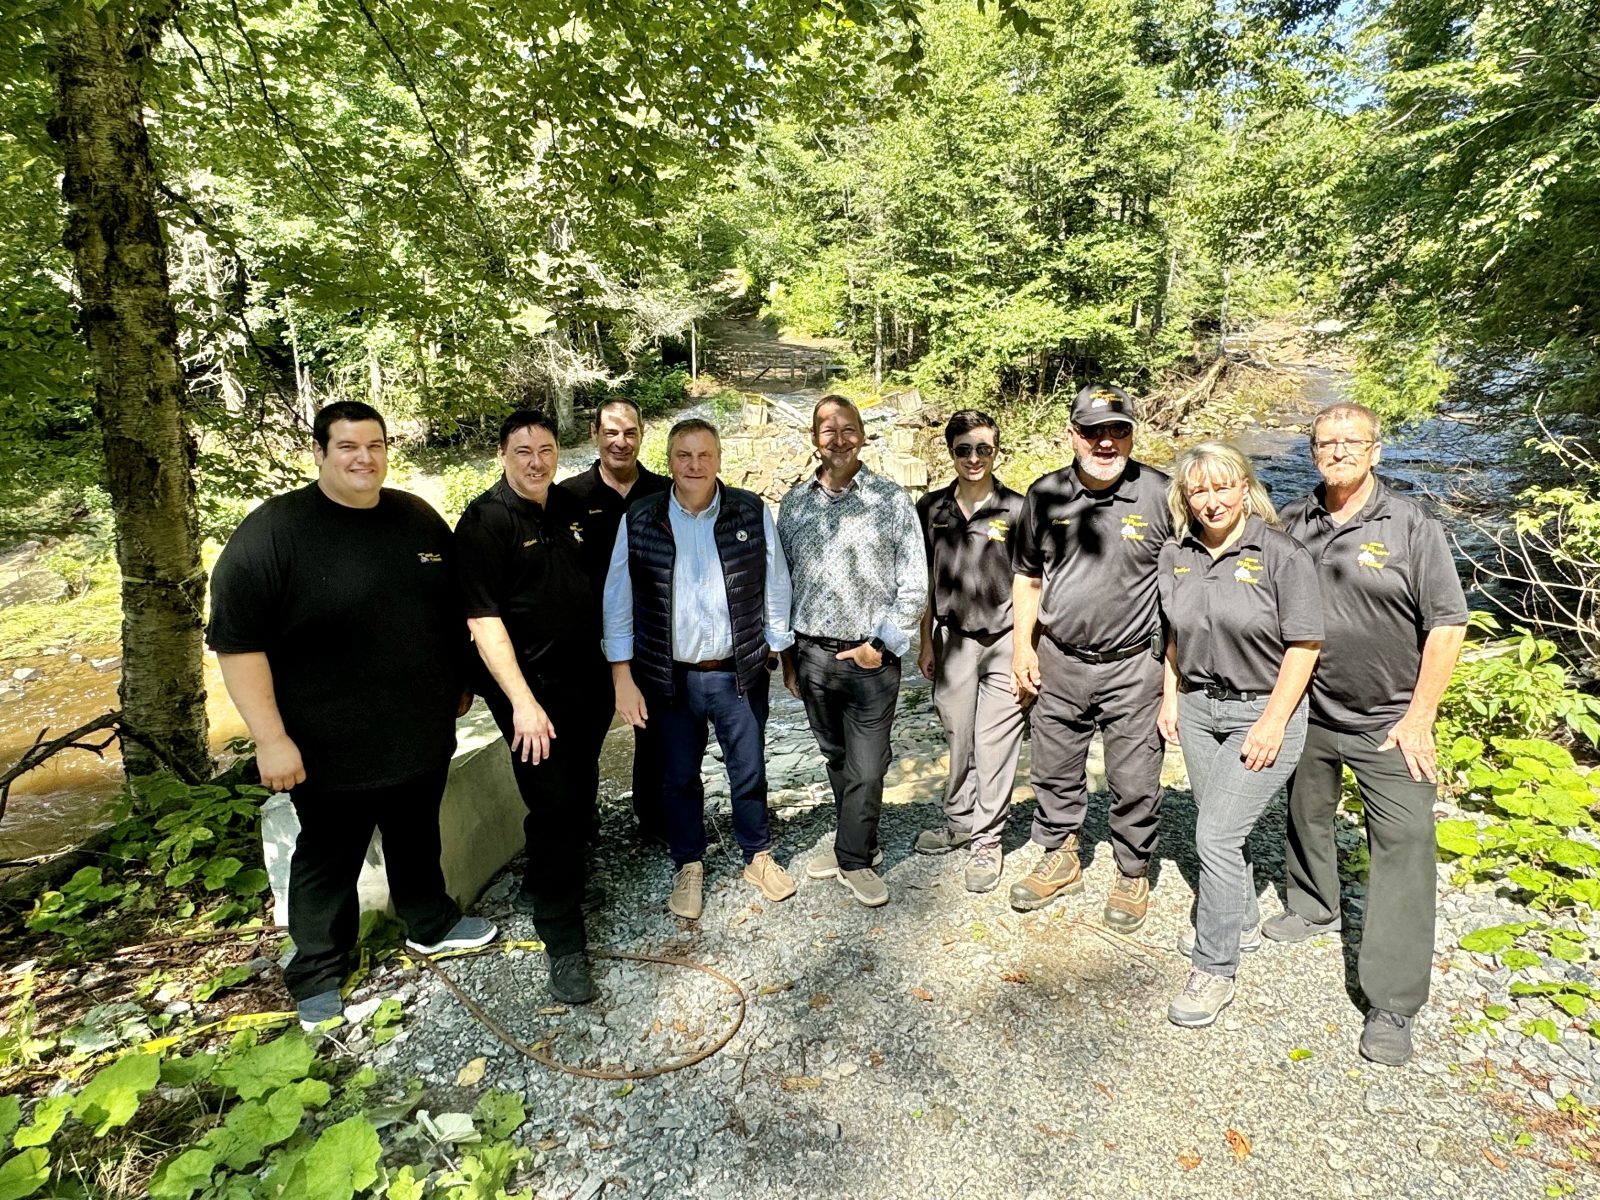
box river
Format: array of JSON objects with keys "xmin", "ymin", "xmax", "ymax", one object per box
[{"xmin": 0, "ymin": 368, "xmax": 1508, "ymax": 865}]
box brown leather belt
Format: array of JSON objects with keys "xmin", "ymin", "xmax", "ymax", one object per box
[{"xmin": 677, "ymin": 658, "xmax": 734, "ymax": 672}]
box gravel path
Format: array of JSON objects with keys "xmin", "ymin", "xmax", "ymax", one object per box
[{"xmin": 350, "ymin": 672, "xmax": 1600, "ymax": 1199}]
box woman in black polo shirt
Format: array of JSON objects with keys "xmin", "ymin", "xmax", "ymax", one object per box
[{"xmin": 1157, "ymin": 441, "xmax": 1323, "ymax": 1028}]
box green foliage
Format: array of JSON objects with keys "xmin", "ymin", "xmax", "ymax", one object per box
[{"xmin": 436, "ymin": 462, "xmax": 500, "ymax": 525}]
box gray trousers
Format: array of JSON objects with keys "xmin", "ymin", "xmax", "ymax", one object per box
[
  {"xmin": 932, "ymin": 627, "xmax": 1026, "ymax": 849},
  {"xmin": 1028, "ymin": 638, "xmax": 1165, "ymax": 876},
  {"xmin": 1286, "ymin": 722, "xmax": 1438, "ymax": 1016},
  {"xmin": 1178, "ymin": 689, "xmax": 1307, "ymax": 976}
]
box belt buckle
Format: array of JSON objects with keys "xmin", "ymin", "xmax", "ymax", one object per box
[{"xmin": 1203, "ymin": 682, "xmax": 1228, "ymax": 700}]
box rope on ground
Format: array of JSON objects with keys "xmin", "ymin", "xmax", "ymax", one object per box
[{"xmin": 409, "ymin": 944, "xmax": 748, "ymax": 1081}]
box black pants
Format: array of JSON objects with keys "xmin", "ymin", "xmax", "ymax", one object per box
[
  {"xmin": 1286, "ymin": 721, "xmax": 1439, "ymax": 1015},
  {"xmin": 794, "ymin": 638, "xmax": 901, "ymax": 872},
  {"xmin": 482, "ymin": 667, "xmax": 612, "ymax": 959},
  {"xmin": 631, "ymin": 720, "xmax": 667, "ymax": 839},
  {"xmin": 1028, "ymin": 639, "xmax": 1165, "ymax": 877},
  {"xmin": 284, "ymin": 763, "xmax": 459, "ymax": 1002}
]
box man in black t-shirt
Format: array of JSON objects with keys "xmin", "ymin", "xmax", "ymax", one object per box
[
  {"xmin": 456, "ymin": 410, "xmax": 612, "ymax": 1005},
  {"xmin": 207, "ymin": 401, "xmax": 497, "ymax": 1032},
  {"xmin": 560, "ymin": 397, "xmax": 671, "ymax": 845}
]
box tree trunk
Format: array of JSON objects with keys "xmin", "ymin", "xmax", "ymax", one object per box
[{"xmin": 48, "ymin": 2, "xmax": 210, "ymax": 779}]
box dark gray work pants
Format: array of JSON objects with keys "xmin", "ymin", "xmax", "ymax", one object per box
[
  {"xmin": 932, "ymin": 626, "xmax": 1026, "ymax": 849},
  {"xmin": 1285, "ymin": 722, "xmax": 1439, "ymax": 1016},
  {"xmin": 1028, "ymin": 638, "xmax": 1165, "ymax": 877}
]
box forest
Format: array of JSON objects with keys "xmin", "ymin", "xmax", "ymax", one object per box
[{"xmin": 2, "ymin": 0, "xmax": 1600, "ymax": 1196}]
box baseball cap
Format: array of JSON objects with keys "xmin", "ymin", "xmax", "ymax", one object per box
[{"xmin": 1071, "ymin": 383, "xmax": 1135, "ymax": 428}]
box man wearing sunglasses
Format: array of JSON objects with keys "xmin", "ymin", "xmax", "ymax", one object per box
[
  {"xmin": 1277, "ymin": 402, "xmax": 1468, "ymax": 1066},
  {"xmin": 913, "ymin": 410, "xmax": 1028, "ymax": 892},
  {"xmin": 1010, "ymin": 384, "xmax": 1172, "ymax": 931}
]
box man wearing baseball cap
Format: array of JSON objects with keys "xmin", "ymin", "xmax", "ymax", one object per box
[{"xmin": 1009, "ymin": 384, "xmax": 1173, "ymax": 930}]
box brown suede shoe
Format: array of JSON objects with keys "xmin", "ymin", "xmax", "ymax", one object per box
[
  {"xmin": 668, "ymin": 861, "xmax": 703, "ymax": 920},
  {"xmin": 1007, "ymin": 836, "xmax": 1083, "ymax": 912},
  {"xmin": 1102, "ymin": 873, "xmax": 1150, "ymax": 932},
  {"xmin": 743, "ymin": 851, "xmax": 797, "ymax": 902}
]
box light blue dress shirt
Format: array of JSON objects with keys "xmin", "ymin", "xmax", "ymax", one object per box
[{"xmin": 603, "ymin": 486, "xmax": 796, "ymax": 663}]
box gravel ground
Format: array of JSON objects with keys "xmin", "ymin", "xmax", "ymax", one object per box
[{"xmin": 347, "ymin": 672, "xmax": 1600, "ymax": 1199}]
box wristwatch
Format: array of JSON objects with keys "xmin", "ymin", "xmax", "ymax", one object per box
[{"xmin": 866, "ymin": 636, "xmax": 886, "ymax": 654}]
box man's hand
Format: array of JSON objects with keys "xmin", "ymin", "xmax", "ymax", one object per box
[
  {"xmin": 1380, "ymin": 711, "xmax": 1439, "ymax": 783},
  {"xmin": 1012, "ymin": 645, "xmax": 1041, "ymax": 700},
  {"xmin": 836, "ymin": 642, "xmax": 883, "ymax": 670},
  {"xmin": 1240, "ymin": 715, "xmax": 1287, "ymax": 772},
  {"xmin": 510, "ymin": 700, "xmax": 556, "ymax": 764},
  {"xmin": 257, "ymin": 734, "xmax": 307, "ymax": 793},
  {"xmin": 781, "ymin": 651, "xmax": 802, "ymax": 700},
  {"xmin": 614, "ymin": 674, "xmax": 649, "ymax": 730},
  {"xmin": 916, "ymin": 638, "xmax": 936, "ymax": 681},
  {"xmin": 455, "ymin": 689, "xmax": 474, "ymax": 718},
  {"xmin": 1157, "ymin": 692, "xmax": 1180, "ymax": 745}
]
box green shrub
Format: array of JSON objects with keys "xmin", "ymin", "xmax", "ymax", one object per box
[{"xmin": 436, "ymin": 462, "xmax": 499, "ymax": 524}]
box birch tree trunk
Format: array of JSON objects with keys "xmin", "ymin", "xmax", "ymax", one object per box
[{"xmin": 48, "ymin": 2, "xmax": 210, "ymax": 778}]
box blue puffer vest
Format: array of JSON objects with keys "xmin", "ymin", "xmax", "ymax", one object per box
[{"xmin": 624, "ymin": 482, "xmax": 769, "ymax": 702}]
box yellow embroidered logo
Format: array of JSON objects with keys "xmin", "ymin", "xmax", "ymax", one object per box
[
  {"xmin": 521, "ymin": 537, "xmax": 538, "ymax": 548},
  {"xmin": 1052, "ymin": 517, "xmax": 1072, "ymax": 526},
  {"xmin": 417, "ymin": 552, "xmax": 442, "ymax": 564},
  {"xmin": 987, "ymin": 518, "xmax": 1009, "ymax": 542},
  {"xmin": 1234, "ymin": 555, "xmax": 1263, "ymax": 585},
  {"xmin": 930, "ymin": 521, "xmax": 949, "ymax": 529},
  {"xmin": 1357, "ymin": 541, "xmax": 1390, "ymax": 569},
  {"xmin": 1172, "ymin": 566, "xmax": 1190, "ymax": 575},
  {"xmin": 1120, "ymin": 513, "xmax": 1148, "ymax": 541}
]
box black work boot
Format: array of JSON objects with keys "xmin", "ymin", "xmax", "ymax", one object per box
[{"xmin": 548, "ymin": 952, "xmax": 595, "ymax": 1005}]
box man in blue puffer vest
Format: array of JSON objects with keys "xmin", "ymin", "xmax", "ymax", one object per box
[{"xmin": 602, "ymin": 418, "xmax": 799, "ymax": 920}]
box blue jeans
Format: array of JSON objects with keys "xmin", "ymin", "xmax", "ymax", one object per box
[
  {"xmin": 656, "ymin": 667, "xmax": 771, "ymax": 867},
  {"xmin": 1178, "ymin": 689, "xmax": 1308, "ymax": 977}
]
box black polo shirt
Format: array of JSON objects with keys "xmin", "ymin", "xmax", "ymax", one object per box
[
  {"xmin": 560, "ymin": 461, "xmax": 671, "ymax": 591},
  {"xmin": 1281, "ymin": 477, "xmax": 1469, "ymax": 732},
  {"xmin": 1012, "ymin": 460, "xmax": 1173, "ymax": 652},
  {"xmin": 1158, "ymin": 515, "xmax": 1325, "ymax": 694},
  {"xmin": 455, "ymin": 477, "xmax": 604, "ymax": 681},
  {"xmin": 916, "ymin": 479, "xmax": 1027, "ymax": 637}
]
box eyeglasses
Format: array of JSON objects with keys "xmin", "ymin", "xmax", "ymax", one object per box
[
  {"xmin": 951, "ymin": 443, "xmax": 996, "ymax": 459},
  {"xmin": 1075, "ymin": 423, "xmax": 1133, "ymax": 441},
  {"xmin": 1311, "ymin": 438, "xmax": 1375, "ymax": 455}
]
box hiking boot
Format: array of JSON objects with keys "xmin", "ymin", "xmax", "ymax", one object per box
[
  {"xmin": 510, "ymin": 888, "xmax": 537, "ymax": 916},
  {"xmin": 914, "ymin": 826, "xmax": 972, "ymax": 856},
  {"xmin": 1178, "ymin": 923, "xmax": 1263, "ymax": 958},
  {"xmin": 296, "ymin": 988, "xmax": 344, "ymax": 1032},
  {"xmin": 1359, "ymin": 1009, "xmax": 1414, "ymax": 1066},
  {"xmin": 964, "ymin": 844, "xmax": 1003, "ymax": 893},
  {"xmin": 1008, "ymin": 838, "xmax": 1083, "ymax": 912},
  {"xmin": 1167, "ymin": 968, "xmax": 1235, "ymax": 1028},
  {"xmin": 838, "ymin": 867, "xmax": 889, "ymax": 907},
  {"xmin": 806, "ymin": 846, "xmax": 883, "ymax": 880},
  {"xmin": 744, "ymin": 851, "xmax": 797, "ymax": 902},
  {"xmin": 405, "ymin": 916, "xmax": 498, "ymax": 956},
  {"xmin": 668, "ymin": 861, "xmax": 704, "ymax": 920},
  {"xmin": 548, "ymin": 952, "xmax": 595, "ymax": 1005},
  {"xmin": 1261, "ymin": 910, "xmax": 1342, "ymax": 943},
  {"xmin": 1102, "ymin": 874, "xmax": 1150, "ymax": 933}
]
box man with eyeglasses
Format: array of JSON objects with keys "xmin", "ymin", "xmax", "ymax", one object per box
[
  {"xmin": 1009, "ymin": 384, "xmax": 1172, "ymax": 930},
  {"xmin": 1277, "ymin": 401, "xmax": 1468, "ymax": 1066},
  {"xmin": 913, "ymin": 410, "xmax": 1028, "ymax": 892}
]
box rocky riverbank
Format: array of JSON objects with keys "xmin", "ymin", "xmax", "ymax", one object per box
[{"xmin": 334, "ymin": 673, "xmax": 1600, "ymax": 1200}]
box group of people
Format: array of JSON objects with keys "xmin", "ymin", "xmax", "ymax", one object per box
[{"xmin": 208, "ymin": 382, "xmax": 1466, "ymax": 1069}]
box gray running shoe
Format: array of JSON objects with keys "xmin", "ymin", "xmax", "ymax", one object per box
[
  {"xmin": 838, "ymin": 867, "xmax": 889, "ymax": 907},
  {"xmin": 964, "ymin": 844, "xmax": 1003, "ymax": 893},
  {"xmin": 914, "ymin": 826, "xmax": 972, "ymax": 856},
  {"xmin": 1167, "ymin": 968, "xmax": 1235, "ymax": 1028},
  {"xmin": 1261, "ymin": 910, "xmax": 1342, "ymax": 943},
  {"xmin": 405, "ymin": 916, "xmax": 498, "ymax": 956},
  {"xmin": 1359, "ymin": 1009, "xmax": 1414, "ymax": 1066},
  {"xmin": 1177, "ymin": 923, "xmax": 1263, "ymax": 957},
  {"xmin": 296, "ymin": 988, "xmax": 344, "ymax": 1032}
]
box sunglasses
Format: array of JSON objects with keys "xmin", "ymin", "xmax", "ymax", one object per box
[
  {"xmin": 951, "ymin": 443, "xmax": 997, "ymax": 459},
  {"xmin": 1074, "ymin": 422, "xmax": 1133, "ymax": 440}
]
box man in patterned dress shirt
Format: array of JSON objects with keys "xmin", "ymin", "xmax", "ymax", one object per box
[{"xmin": 778, "ymin": 396, "xmax": 928, "ymax": 907}]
